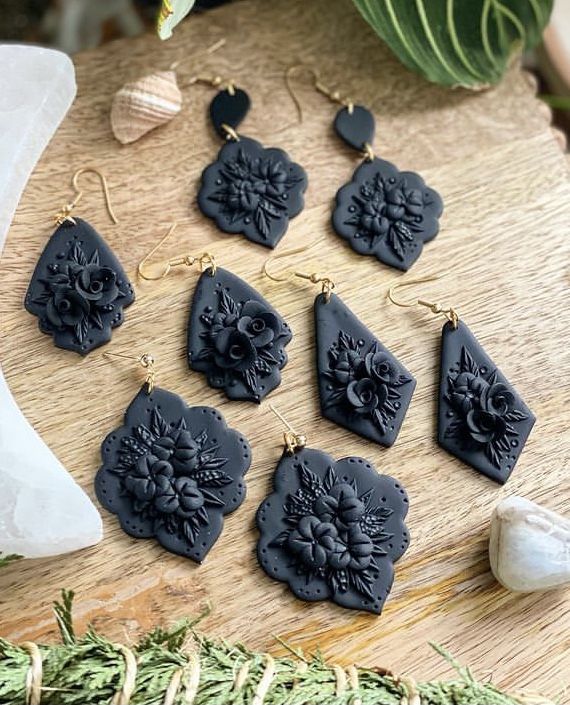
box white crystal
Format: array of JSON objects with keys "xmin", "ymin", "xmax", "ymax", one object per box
[
  {"xmin": 489, "ymin": 496, "xmax": 570, "ymax": 593},
  {"xmin": 0, "ymin": 45, "xmax": 76, "ymax": 252}
]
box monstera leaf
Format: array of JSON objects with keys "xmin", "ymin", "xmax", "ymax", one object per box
[{"xmin": 352, "ymin": 0, "xmax": 553, "ymax": 88}]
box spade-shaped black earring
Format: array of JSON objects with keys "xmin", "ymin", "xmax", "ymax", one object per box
[
  {"xmin": 263, "ymin": 249, "xmax": 415, "ymax": 446},
  {"xmin": 25, "ymin": 168, "xmax": 135, "ymax": 355},
  {"xmin": 286, "ymin": 66, "xmax": 443, "ymax": 271},
  {"xmin": 95, "ymin": 351, "xmax": 251, "ymax": 562},
  {"xmin": 387, "ymin": 278, "xmax": 535, "ymax": 484},
  {"xmin": 192, "ymin": 75, "xmax": 308, "ymax": 249},
  {"xmin": 138, "ymin": 224, "xmax": 292, "ymax": 402},
  {"xmin": 256, "ymin": 405, "xmax": 410, "ymax": 615}
]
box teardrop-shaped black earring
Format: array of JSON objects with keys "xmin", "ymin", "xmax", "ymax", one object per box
[
  {"xmin": 263, "ymin": 249, "xmax": 415, "ymax": 446},
  {"xmin": 387, "ymin": 278, "xmax": 535, "ymax": 484},
  {"xmin": 192, "ymin": 75, "xmax": 308, "ymax": 249},
  {"xmin": 138, "ymin": 224, "xmax": 292, "ymax": 402},
  {"xmin": 286, "ymin": 66, "xmax": 443, "ymax": 271},
  {"xmin": 95, "ymin": 351, "xmax": 251, "ymax": 562},
  {"xmin": 256, "ymin": 405, "xmax": 410, "ymax": 615},
  {"xmin": 24, "ymin": 168, "xmax": 135, "ymax": 355}
]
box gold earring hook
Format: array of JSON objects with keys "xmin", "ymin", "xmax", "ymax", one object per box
[
  {"xmin": 137, "ymin": 223, "xmax": 217, "ymax": 281},
  {"xmin": 387, "ymin": 276, "xmax": 459, "ymax": 329},
  {"xmin": 169, "ymin": 37, "xmax": 226, "ymax": 72},
  {"xmin": 262, "ymin": 247, "xmax": 335, "ymax": 302},
  {"xmin": 103, "ymin": 351, "xmax": 156, "ymax": 393},
  {"xmin": 55, "ymin": 167, "xmax": 119, "ymax": 226},
  {"xmin": 285, "ymin": 64, "xmax": 354, "ymax": 124},
  {"xmin": 268, "ymin": 403, "xmax": 307, "ymax": 455}
]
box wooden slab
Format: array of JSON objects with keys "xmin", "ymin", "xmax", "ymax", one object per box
[{"xmin": 1, "ymin": 0, "xmax": 569, "ymax": 696}]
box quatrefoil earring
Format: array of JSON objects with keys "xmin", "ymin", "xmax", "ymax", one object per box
[
  {"xmin": 286, "ymin": 66, "xmax": 444, "ymax": 271},
  {"xmin": 138, "ymin": 224, "xmax": 292, "ymax": 402},
  {"xmin": 263, "ymin": 248, "xmax": 416, "ymax": 447},
  {"xmin": 387, "ymin": 277, "xmax": 535, "ymax": 484},
  {"xmin": 192, "ymin": 75, "xmax": 308, "ymax": 249},
  {"xmin": 95, "ymin": 350, "xmax": 251, "ymax": 562},
  {"xmin": 256, "ymin": 404, "xmax": 410, "ymax": 615},
  {"xmin": 25, "ymin": 168, "xmax": 135, "ymax": 355}
]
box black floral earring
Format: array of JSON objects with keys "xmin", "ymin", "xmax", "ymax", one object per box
[
  {"xmin": 263, "ymin": 251, "xmax": 415, "ymax": 446},
  {"xmin": 256, "ymin": 405, "xmax": 410, "ymax": 615},
  {"xmin": 138, "ymin": 224, "xmax": 292, "ymax": 402},
  {"xmin": 25, "ymin": 168, "xmax": 135, "ymax": 355},
  {"xmin": 95, "ymin": 351, "xmax": 251, "ymax": 562},
  {"xmin": 193, "ymin": 76, "xmax": 308, "ymax": 249},
  {"xmin": 387, "ymin": 278, "xmax": 535, "ymax": 484},
  {"xmin": 286, "ymin": 66, "xmax": 443, "ymax": 271}
]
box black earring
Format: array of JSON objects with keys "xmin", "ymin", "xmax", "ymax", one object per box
[
  {"xmin": 195, "ymin": 76, "xmax": 308, "ymax": 249},
  {"xmin": 388, "ymin": 279, "xmax": 535, "ymax": 484},
  {"xmin": 138, "ymin": 224, "xmax": 292, "ymax": 402},
  {"xmin": 263, "ymin": 253, "xmax": 415, "ymax": 446},
  {"xmin": 256, "ymin": 406, "xmax": 410, "ymax": 615},
  {"xmin": 25, "ymin": 168, "xmax": 135, "ymax": 355},
  {"xmin": 95, "ymin": 352, "xmax": 251, "ymax": 562}
]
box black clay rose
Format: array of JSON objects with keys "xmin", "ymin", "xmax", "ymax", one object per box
[
  {"xmin": 286, "ymin": 516, "xmax": 339, "ymax": 570},
  {"xmin": 46, "ymin": 290, "xmax": 90, "ymax": 329},
  {"xmin": 386, "ymin": 186, "xmax": 423, "ymax": 221},
  {"xmin": 466, "ymin": 409, "xmax": 507, "ymax": 444},
  {"xmin": 449, "ymin": 372, "xmax": 488, "ymax": 415},
  {"xmin": 154, "ymin": 475, "xmax": 205, "ymax": 518},
  {"xmin": 314, "ymin": 483, "xmax": 365, "ymax": 527},
  {"xmin": 328, "ymin": 526, "xmax": 374, "ymax": 572},
  {"xmin": 124, "ymin": 455, "xmax": 173, "ymax": 503},
  {"xmin": 213, "ymin": 328, "xmax": 257, "ymax": 372},
  {"xmin": 480, "ymin": 382, "xmax": 514, "ymax": 417},
  {"xmin": 237, "ymin": 300, "xmax": 281, "ymax": 348},
  {"xmin": 365, "ymin": 351, "xmax": 399, "ymax": 385},
  {"xmin": 75, "ymin": 264, "xmax": 119, "ymax": 305},
  {"xmin": 347, "ymin": 378, "xmax": 385, "ymax": 415},
  {"xmin": 331, "ymin": 349, "xmax": 362, "ymax": 385}
]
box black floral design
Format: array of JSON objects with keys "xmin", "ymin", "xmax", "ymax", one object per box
[
  {"xmin": 25, "ymin": 219, "xmax": 134, "ymax": 355},
  {"xmin": 96, "ymin": 386, "xmax": 251, "ymax": 562},
  {"xmin": 198, "ymin": 137, "xmax": 308, "ymax": 248},
  {"xmin": 332, "ymin": 158, "xmax": 443, "ymax": 271},
  {"xmin": 257, "ymin": 448, "xmax": 410, "ymax": 614}
]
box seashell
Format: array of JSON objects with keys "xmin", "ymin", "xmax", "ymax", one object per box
[
  {"xmin": 110, "ymin": 70, "xmax": 182, "ymax": 144},
  {"xmin": 489, "ymin": 496, "xmax": 570, "ymax": 593}
]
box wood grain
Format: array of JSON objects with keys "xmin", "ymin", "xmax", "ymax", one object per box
[{"xmin": 1, "ymin": 0, "xmax": 569, "ymax": 697}]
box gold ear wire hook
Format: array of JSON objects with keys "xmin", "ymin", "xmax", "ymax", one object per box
[
  {"xmin": 262, "ymin": 247, "xmax": 335, "ymax": 302},
  {"xmin": 103, "ymin": 351, "xmax": 156, "ymax": 393},
  {"xmin": 285, "ymin": 64, "xmax": 354, "ymax": 124},
  {"xmin": 169, "ymin": 37, "xmax": 226, "ymax": 72},
  {"xmin": 387, "ymin": 276, "xmax": 459, "ymax": 329},
  {"xmin": 138, "ymin": 223, "xmax": 217, "ymax": 281},
  {"xmin": 55, "ymin": 168, "xmax": 119, "ymax": 226},
  {"xmin": 268, "ymin": 403, "xmax": 307, "ymax": 455}
]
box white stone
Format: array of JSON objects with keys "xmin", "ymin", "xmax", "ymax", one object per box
[
  {"xmin": 0, "ymin": 45, "xmax": 76, "ymax": 253},
  {"xmin": 489, "ymin": 496, "xmax": 570, "ymax": 593}
]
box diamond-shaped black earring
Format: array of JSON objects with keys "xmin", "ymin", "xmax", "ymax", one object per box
[{"xmin": 387, "ymin": 279, "xmax": 535, "ymax": 484}]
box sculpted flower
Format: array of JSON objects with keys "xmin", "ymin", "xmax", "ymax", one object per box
[
  {"xmin": 286, "ymin": 516, "xmax": 340, "ymax": 570},
  {"xmin": 75, "ymin": 264, "xmax": 119, "ymax": 305},
  {"xmin": 154, "ymin": 475, "xmax": 205, "ymax": 518},
  {"xmin": 256, "ymin": 160, "xmax": 288, "ymax": 196},
  {"xmin": 152, "ymin": 431, "xmax": 200, "ymax": 474},
  {"xmin": 466, "ymin": 409, "xmax": 507, "ymax": 445},
  {"xmin": 359, "ymin": 199, "xmax": 390, "ymax": 240},
  {"xmin": 330, "ymin": 349, "xmax": 362, "ymax": 385},
  {"xmin": 237, "ymin": 300, "xmax": 281, "ymax": 348},
  {"xmin": 347, "ymin": 378, "xmax": 385, "ymax": 415},
  {"xmin": 365, "ymin": 351, "xmax": 399, "ymax": 385},
  {"xmin": 124, "ymin": 455, "xmax": 173, "ymax": 503},
  {"xmin": 480, "ymin": 382, "xmax": 514, "ymax": 417},
  {"xmin": 449, "ymin": 372, "xmax": 488, "ymax": 415},
  {"xmin": 314, "ymin": 483, "xmax": 365, "ymax": 527},
  {"xmin": 212, "ymin": 328, "xmax": 257, "ymax": 372},
  {"xmin": 385, "ymin": 186, "xmax": 424, "ymax": 221},
  {"xmin": 46, "ymin": 290, "xmax": 89, "ymax": 328},
  {"xmin": 328, "ymin": 526, "xmax": 374, "ymax": 572}
]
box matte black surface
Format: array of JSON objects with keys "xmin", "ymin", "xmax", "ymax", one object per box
[
  {"xmin": 257, "ymin": 446, "xmax": 410, "ymax": 614},
  {"xmin": 315, "ymin": 293, "xmax": 415, "ymax": 446},
  {"xmin": 332, "ymin": 157, "xmax": 443, "ymax": 271},
  {"xmin": 24, "ymin": 218, "xmax": 135, "ymax": 355},
  {"xmin": 197, "ymin": 136, "xmax": 308, "ymax": 248},
  {"xmin": 209, "ymin": 87, "xmax": 251, "ymax": 139},
  {"xmin": 438, "ymin": 320, "xmax": 535, "ymax": 484},
  {"xmin": 95, "ymin": 385, "xmax": 251, "ymax": 562},
  {"xmin": 334, "ymin": 105, "xmax": 375, "ymax": 151},
  {"xmin": 188, "ymin": 266, "xmax": 292, "ymax": 402}
]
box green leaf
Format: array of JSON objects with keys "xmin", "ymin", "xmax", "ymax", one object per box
[
  {"xmin": 351, "ymin": 0, "xmax": 553, "ymax": 88},
  {"xmin": 157, "ymin": 0, "xmax": 196, "ymax": 40}
]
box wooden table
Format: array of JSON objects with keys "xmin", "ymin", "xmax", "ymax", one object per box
[{"xmin": 1, "ymin": 0, "xmax": 569, "ymax": 697}]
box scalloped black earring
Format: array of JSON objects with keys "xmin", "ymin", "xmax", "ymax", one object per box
[
  {"xmin": 256, "ymin": 406, "xmax": 410, "ymax": 615},
  {"xmin": 24, "ymin": 168, "xmax": 135, "ymax": 355},
  {"xmin": 387, "ymin": 278, "xmax": 535, "ymax": 484},
  {"xmin": 193, "ymin": 76, "xmax": 308, "ymax": 249},
  {"xmin": 263, "ymin": 251, "xmax": 415, "ymax": 447},
  {"xmin": 138, "ymin": 224, "xmax": 292, "ymax": 403},
  {"xmin": 95, "ymin": 351, "xmax": 251, "ymax": 562}
]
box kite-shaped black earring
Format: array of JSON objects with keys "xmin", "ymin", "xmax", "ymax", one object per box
[
  {"xmin": 256, "ymin": 405, "xmax": 410, "ymax": 615},
  {"xmin": 286, "ymin": 66, "xmax": 443, "ymax": 271},
  {"xmin": 193, "ymin": 75, "xmax": 308, "ymax": 249},
  {"xmin": 263, "ymin": 249, "xmax": 415, "ymax": 446},
  {"xmin": 387, "ymin": 278, "xmax": 535, "ymax": 484},
  {"xmin": 138, "ymin": 224, "xmax": 292, "ymax": 402},
  {"xmin": 25, "ymin": 168, "xmax": 135, "ymax": 355}
]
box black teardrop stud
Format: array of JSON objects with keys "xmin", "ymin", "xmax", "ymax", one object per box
[
  {"xmin": 25, "ymin": 218, "xmax": 135, "ymax": 355},
  {"xmin": 331, "ymin": 105, "xmax": 443, "ymax": 271},
  {"xmin": 315, "ymin": 292, "xmax": 415, "ymax": 446},
  {"xmin": 197, "ymin": 85, "xmax": 308, "ymax": 248},
  {"xmin": 438, "ymin": 320, "xmax": 535, "ymax": 484},
  {"xmin": 257, "ymin": 445, "xmax": 410, "ymax": 614},
  {"xmin": 95, "ymin": 384, "xmax": 251, "ymax": 562},
  {"xmin": 188, "ymin": 266, "xmax": 292, "ymax": 402}
]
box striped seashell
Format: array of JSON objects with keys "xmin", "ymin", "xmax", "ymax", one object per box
[{"xmin": 110, "ymin": 70, "xmax": 182, "ymax": 144}]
